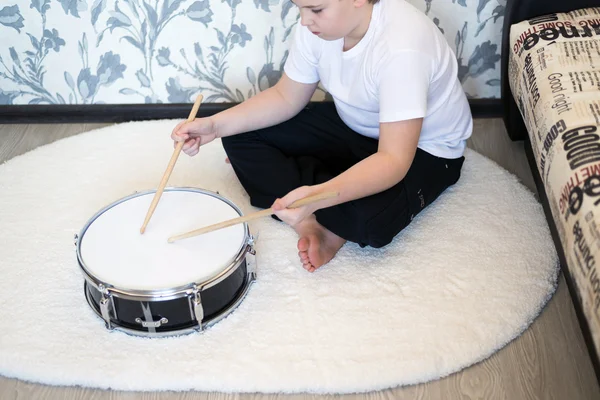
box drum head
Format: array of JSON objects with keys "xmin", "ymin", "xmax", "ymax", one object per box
[{"xmin": 79, "ymin": 189, "xmax": 247, "ymax": 291}]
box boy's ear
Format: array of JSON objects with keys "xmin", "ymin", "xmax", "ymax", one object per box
[{"xmin": 352, "ymin": 0, "xmax": 369, "ymax": 8}]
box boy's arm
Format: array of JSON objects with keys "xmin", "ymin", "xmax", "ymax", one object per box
[
  {"xmin": 272, "ymin": 118, "xmax": 423, "ymax": 219},
  {"xmin": 213, "ymin": 73, "xmax": 319, "ymax": 138},
  {"xmin": 321, "ymin": 118, "xmax": 422, "ymax": 202}
]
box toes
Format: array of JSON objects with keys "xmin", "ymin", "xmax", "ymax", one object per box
[
  {"xmin": 302, "ymin": 262, "xmax": 315, "ymax": 272},
  {"xmin": 298, "ymin": 251, "xmax": 310, "ymax": 268},
  {"xmin": 297, "ymin": 235, "xmax": 325, "ymax": 273},
  {"xmin": 297, "ymin": 237, "xmax": 310, "ymax": 252},
  {"xmin": 300, "ymin": 257, "xmax": 316, "ymax": 273}
]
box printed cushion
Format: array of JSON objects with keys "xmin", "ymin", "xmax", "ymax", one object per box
[{"xmin": 508, "ymin": 7, "xmax": 600, "ymax": 357}]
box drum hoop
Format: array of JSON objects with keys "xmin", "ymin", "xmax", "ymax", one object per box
[{"xmin": 76, "ymin": 187, "xmax": 251, "ymax": 300}]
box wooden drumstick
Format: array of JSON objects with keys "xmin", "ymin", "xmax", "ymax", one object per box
[
  {"xmin": 167, "ymin": 191, "xmax": 339, "ymax": 243},
  {"xmin": 140, "ymin": 94, "xmax": 204, "ymax": 234}
]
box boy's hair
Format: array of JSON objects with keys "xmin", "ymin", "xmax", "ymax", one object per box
[{"xmin": 368, "ymin": 0, "xmax": 380, "ymax": 3}]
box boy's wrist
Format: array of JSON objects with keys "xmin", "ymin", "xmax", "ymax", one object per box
[
  {"xmin": 209, "ymin": 115, "xmax": 221, "ymax": 138},
  {"xmin": 312, "ymin": 182, "xmax": 337, "ymax": 211}
]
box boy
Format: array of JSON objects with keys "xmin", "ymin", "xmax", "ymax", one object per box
[{"xmin": 171, "ymin": 0, "xmax": 473, "ymax": 273}]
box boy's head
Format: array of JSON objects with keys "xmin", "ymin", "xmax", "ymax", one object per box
[{"xmin": 293, "ymin": 0, "xmax": 376, "ymax": 41}]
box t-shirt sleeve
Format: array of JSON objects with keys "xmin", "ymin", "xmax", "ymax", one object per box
[
  {"xmin": 378, "ymin": 50, "xmax": 433, "ymax": 123},
  {"xmin": 283, "ymin": 24, "xmax": 320, "ymax": 84}
]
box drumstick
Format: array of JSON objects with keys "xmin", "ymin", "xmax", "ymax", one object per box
[
  {"xmin": 140, "ymin": 94, "xmax": 204, "ymax": 234},
  {"xmin": 167, "ymin": 191, "xmax": 339, "ymax": 243}
]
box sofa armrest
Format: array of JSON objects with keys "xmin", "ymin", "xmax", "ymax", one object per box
[{"xmin": 501, "ymin": 0, "xmax": 599, "ymax": 141}]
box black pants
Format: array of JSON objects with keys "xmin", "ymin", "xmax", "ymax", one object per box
[{"xmin": 222, "ymin": 102, "xmax": 464, "ymax": 248}]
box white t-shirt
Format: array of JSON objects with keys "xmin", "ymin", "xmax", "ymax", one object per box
[{"xmin": 284, "ymin": 0, "xmax": 473, "ymax": 159}]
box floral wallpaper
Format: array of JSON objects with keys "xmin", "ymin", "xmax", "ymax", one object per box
[{"xmin": 0, "ymin": 0, "xmax": 505, "ymax": 105}]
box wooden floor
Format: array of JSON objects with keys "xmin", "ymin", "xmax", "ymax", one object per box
[{"xmin": 0, "ymin": 119, "xmax": 599, "ymax": 399}]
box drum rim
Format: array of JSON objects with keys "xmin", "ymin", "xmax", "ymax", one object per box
[{"xmin": 76, "ymin": 187, "xmax": 251, "ymax": 300}]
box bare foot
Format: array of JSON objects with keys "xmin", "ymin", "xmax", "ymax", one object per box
[{"xmin": 293, "ymin": 215, "xmax": 346, "ymax": 273}]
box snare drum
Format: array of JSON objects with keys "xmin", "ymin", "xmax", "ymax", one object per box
[{"xmin": 75, "ymin": 188, "xmax": 256, "ymax": 337}]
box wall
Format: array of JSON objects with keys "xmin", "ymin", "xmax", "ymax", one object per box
[{"xmin": 0, "ymin": 0, "xmax": 506, "ymax": 105}]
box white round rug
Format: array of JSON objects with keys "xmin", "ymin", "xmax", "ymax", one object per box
[{"xmin": 0, "ymin": 120, "xmax": 558, "ymax": 394}]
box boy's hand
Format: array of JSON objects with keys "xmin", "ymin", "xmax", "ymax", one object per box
[
  {"xmin": 171, "ymin": 117, "xmax": 218, "ymax": 157},
  {"xmin": 272, "ymin": 186, "xmax": 319, "ymax": 227}
]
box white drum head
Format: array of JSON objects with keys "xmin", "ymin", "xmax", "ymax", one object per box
[{"xmin": 79, "ymin": 189, "xmax": 247, "ymax": 291}]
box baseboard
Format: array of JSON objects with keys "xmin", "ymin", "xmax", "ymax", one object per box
[
  {"xmin": 0, "ymin": 99, "xmax": 502, "ymax": 124},
  {"xmin": 467, "ymin": 98, "xmax": 502, "ymax": 118}
]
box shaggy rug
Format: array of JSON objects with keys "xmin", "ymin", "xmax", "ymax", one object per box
[{"xmin": 0, "ymin": 120, "xmax": 558, "ymax": 394}]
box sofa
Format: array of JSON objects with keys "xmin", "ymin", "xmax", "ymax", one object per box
[{"xmin": 501, "ymin": 0, "xmax": 600, "ymax": 382}]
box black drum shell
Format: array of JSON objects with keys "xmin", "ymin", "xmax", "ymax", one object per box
[{"xmin": 84, "ymin": 259, "xmax": 249, "ymax": 334}]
